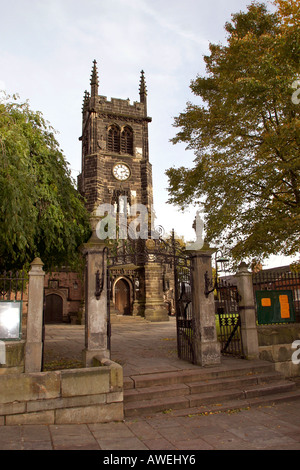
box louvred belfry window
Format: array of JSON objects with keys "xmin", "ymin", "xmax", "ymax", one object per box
[
  {"xmin": 121, "ymin": 127, "xmax": 133, "ymax": 155},
  {"xmin": 107, "ymin": 125, "xmax": 120, "ymax": 153}
]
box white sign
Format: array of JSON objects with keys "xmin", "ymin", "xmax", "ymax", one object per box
[{"xmin": 0, "ymin": 302, "xmax": 22, "ymax": 340}]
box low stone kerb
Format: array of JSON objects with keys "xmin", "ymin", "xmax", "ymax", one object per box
[{"xmin": 61, "ymin": 367, "xmax": 110, "ymax": 397}]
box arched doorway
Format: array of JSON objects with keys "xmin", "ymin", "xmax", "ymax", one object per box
[
  {"xmin": 45, "ymin": 294, "xmax": 63, "ymax": 324},
  {"xmin": 114, "ymin": 278, "xmax": 131, "ymax": 315}
]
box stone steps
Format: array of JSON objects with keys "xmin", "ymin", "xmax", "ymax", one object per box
[{"xmin": 124, "ymin": 361, "xmax": 299, "ymax": 418}]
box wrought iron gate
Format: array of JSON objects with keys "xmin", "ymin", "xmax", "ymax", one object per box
[
  {"xmin": 215, "ymin": 279, "xmax": 244, "ymax": 357},
  {"xmin": 174, "ymin": 256, "xmax": 194, "ymax": 364}
]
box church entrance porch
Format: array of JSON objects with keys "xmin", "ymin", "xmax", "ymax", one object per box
[
  {"xmin": 114, "ymin": 278, "xmax": 131, "ymax": 315},
  {"xmin": 107, "ymin": 240, "xmax": 170, "ymax": 323}
]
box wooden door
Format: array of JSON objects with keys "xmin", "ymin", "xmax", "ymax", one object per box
[
  {"xmin": 115, "ymin": 279, "xmax": 131, "ymax": 315},
  {"xmin": 45, "ymin": 294, "xmax": 63, "ymax": 323}
]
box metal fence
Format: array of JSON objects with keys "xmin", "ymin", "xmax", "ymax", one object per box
[{"xmin": 0, "ymin": 271, "xmax": 27, "ymax": 301}]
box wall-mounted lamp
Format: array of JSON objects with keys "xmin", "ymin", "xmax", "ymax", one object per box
[
  {"xmin": 95, "ymin": 270, "xmax": 102, "ymax": 300},
  {"xmin": 95, "ymin": 247, "xmax": 109, "ymax": 300},
  {"xmin": 204, "ymin": 250, "xmax": 229, "ymax": 298},
  {"xmin": 216, "ymin": 254, "xmax": 230, "ymax": 274}
]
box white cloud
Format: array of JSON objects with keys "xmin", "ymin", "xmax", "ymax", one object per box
[{"xmin": 125, "ymin": 0, "xmax": 209, "ymax": 47}]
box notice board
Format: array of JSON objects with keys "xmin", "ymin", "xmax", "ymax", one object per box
[{"xmin": 256, "ymin": 290, "xmax": 295, "ymax": 324}]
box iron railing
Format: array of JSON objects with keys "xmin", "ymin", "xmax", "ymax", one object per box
[{"xmin": 0, "ymin": 271, "xmax": 27, "ymax": 301}]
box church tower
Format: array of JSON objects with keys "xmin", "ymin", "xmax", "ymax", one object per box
[
  {"xmin": 78, "ymin": 61, "xmax": 168, "ymax": 321},
  {"xmin": 78, "ymin": 60, "xmax": 154, "ymax": 232}
]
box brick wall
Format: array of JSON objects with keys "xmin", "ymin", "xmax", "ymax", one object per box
[{"xmin": 44, "ymin": 271, "xmax": 84, "ymax": 323}]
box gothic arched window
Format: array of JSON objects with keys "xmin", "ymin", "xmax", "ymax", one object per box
[
  {"xmin": 107, "ymin": 125, "xmax": 120, "ymax": 153},
  {"xmin": 121, "ymin": 126, "xmax": 134, "ymax": 155}
]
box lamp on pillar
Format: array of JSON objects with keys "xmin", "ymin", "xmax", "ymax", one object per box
[
  {"xmin": 95, "ymin": 246, "xmax": 108, "ymax": 300},
  {"xmin": 216, "ymin": 251, "xmax": 230, "ymax": 275},
  {"xmin": 204, "ymin": 250, "xmax": 229, "ymax": 297}
]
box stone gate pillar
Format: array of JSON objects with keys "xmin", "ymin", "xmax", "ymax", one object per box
[
  {"xmin": 25, "ymin": 258, "xmax": 45, "ymax": 373},
  {"xmin": 190, "ymin": 243, "xmax": 221, "ymax": 367},
  {"xmin": 235, "ymin": 262, "xmax": 259, "ymax": 360},
  {"xmin": 144, "ymin": 261, "xmax": 169, "ymax": 322},
  {"xmin": 82, "ymin": 232, "xmax": 110, "ymax": 366}
]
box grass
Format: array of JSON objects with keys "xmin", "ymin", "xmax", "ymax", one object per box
[{"xmin": 43, "ymin": 358, "xmax": 84, "ymax": 371}]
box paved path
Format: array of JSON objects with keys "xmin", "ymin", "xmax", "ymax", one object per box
[
  {"xmin": 1, "ymin": 317, "xmax": 300, "ymax": 451},
  {"xmin": 1, "ymin": 400, "xmax": 300, "ymax": 450},
  {"xmin": 43, "ymin": 316, "xmax": 190, "ymax": 376}
]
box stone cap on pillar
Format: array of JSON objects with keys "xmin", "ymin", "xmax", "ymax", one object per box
[
  {"xmin": 188, "ymin": 239, "xmax": 216, "ymax": 257},
  {"xmin": 81, "ymin": 230, "xmax": 108, "ymax": 256},
  {"xmin": 89, "ymin": 212, "xmax": 100, "ymax": 232},
  {"xmin": 29, "ymin": 258, "xmax": 45, "ymax": 275},
  {"xmin": 81, "ymin": 212, "xmax": 109, "ymax": 255},
  {"xmin": 235, "ymin": 261, "xmax": 251, "ymax": 276}
]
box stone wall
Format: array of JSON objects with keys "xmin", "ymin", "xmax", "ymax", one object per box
[
  {"xmin": 258, "ymin": 324, "xmax": 300, "ymax": 378},
  {"xmin": 0, "ymin": 341, "xmax": 25, "ymax": 375},
  {"xmin": 0, "ymin": 358, "xmax": 123, "ymax": 425}
]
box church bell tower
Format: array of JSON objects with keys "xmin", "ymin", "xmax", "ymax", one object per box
[
  {"xmin": 77, "ymin": 61, "xmax": 168, "ymax": 321},
  {"xmin": 78, "ymin": 60, "xmax": 154, "ymax": 232}
]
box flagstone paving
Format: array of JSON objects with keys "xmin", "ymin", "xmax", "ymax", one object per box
[
  {"xmin": 1, "ymin": 401, "xmax": 300, "ymax": 450},
  {"xmin": 1, "ymin": 318, "xmax": 300, "ymax": 450}
]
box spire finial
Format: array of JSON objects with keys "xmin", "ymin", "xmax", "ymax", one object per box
[
  {"xmin": 139, "ymin": 70, "xmax": 147, "ymax": 103},
  {"xmin": 91, "ymin": 60, "xmax": 99, "ymax": 86},
  {"xmin": 90, "ymin": 60, "xmax": 99, "ymax": 97},
  {"xmin": 82, "ymin": 90, "xmax": 90, "ymax": 113}
]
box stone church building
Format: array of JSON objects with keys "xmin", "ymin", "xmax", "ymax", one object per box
[{"xmin": 44, "ymin": 61, "xmax": 171, "ymax": 323}]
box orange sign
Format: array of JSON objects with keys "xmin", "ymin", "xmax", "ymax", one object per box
[
  {"xmin": 279, "ymin": 295, "xmax": 290, "ymax": 319},
  {"xmin": 261, "ymin": 298, "xmax": 271, "ymax": 307}
]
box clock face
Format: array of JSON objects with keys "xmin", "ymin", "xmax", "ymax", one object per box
[{"xmin": 113, "ymin": 163, "xmax": 130, "ymax": 181}]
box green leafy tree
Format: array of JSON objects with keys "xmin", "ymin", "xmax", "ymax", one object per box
[
  {"xmin": 0, "ymin": 93, "xmax": 91, "ymax": 271},
  {"xmin": 166, "ymin": 1, "xmax": 300, "ymax": 265}
]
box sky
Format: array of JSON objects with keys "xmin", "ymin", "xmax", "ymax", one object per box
[{"xmin": 0, "ymin": 0, "xmax": 296, "ymax": 269}]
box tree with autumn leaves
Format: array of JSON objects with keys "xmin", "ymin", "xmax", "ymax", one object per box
[{"xmin": 166, "ymin": 0, "xmax": 300, "ymax": 266}]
